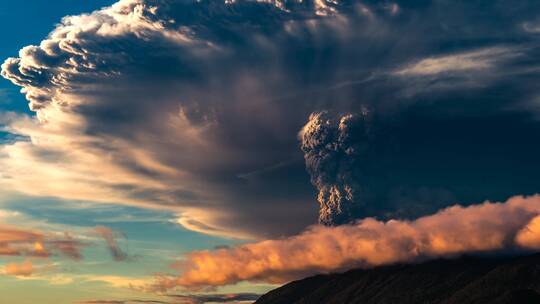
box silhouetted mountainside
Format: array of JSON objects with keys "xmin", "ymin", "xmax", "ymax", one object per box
[{"xmin": 255, "ymin": 253, "xmax": 540, "ymax": 304}]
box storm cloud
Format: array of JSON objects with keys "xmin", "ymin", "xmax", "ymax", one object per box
[{"xmin": 2, "ymin": 0, "xmax": 540, "ymax": 238}]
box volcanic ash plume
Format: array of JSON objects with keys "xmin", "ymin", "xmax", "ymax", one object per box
[{"xmin": 299, "ymin": 110, "xmax": 371, "ymax": 225}]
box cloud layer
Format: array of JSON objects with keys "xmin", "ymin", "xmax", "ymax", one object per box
[{"xmin": 157, "ymin": 195, "xmax": 540, "ymax": 289}]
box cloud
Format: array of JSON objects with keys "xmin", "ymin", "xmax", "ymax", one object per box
[
  {"xmin": 0, "ymin": 224, "xmax": 84, "ymax": 259},
  {"xmin": 0, "ymin": 224, "xmax": 88, "ymax": 279},
  {"xmin": 523, "ymin": 20, "xmax": 540, "ymax": 33},
  {"xmin": 515, "ymin": 215, "xmax": 540, "ymax": 250},
  {"xmin": 3, "ymin": 260, "xmax": 34, "ymax": 277},
  {"xmin": 0, "ymin": 0, "xmax": 327, "ymax": 238},
  {"xmin": 94, "ymin": 226, "xmax": 129, "ymax": 261},
  {"xmin": 3, "ymin": 0, "xmax": 540, "ymax": 239},
  {"xmin": 393, "ymin": 47, "xmax": 518, "ymax": 77},
  {"xmin": 0, "ymin": 224, "xmax": 44, "ymax": 257},
  {"xmin": 152, "ymin": 195, "xmax": 540, "ymax": 289},
  {"xmin": 81, "ymin": 274, "xmax": 149, "ymax": 290}
]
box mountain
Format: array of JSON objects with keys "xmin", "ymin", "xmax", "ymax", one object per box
[{"xmin": 255, "ymin": 253, "xmax": 540, "ymax": 304}]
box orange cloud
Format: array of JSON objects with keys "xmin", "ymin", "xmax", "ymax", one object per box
[
  {"xmin": 3, "ymin": 260, "xmax": 33, "ymax": 277},
  {"xmin": 160, "ymin": 195, "xmax": 540, "ymax": 289},
  {"xmin": 0, "ymin": 224, "xmax": 47, "ymax": 257},
  {"xmin": 516, "ymin": 215, "xmax": 540, "ymax": 250},
  {"xmin": 0, "ymin": 224, "xmax": 84, "ymax": 259}
]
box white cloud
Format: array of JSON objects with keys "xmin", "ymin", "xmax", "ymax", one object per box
[
  {"xmin": 523, "ymin": 21, "xmax": 540, "ymax": 33},
  {"xmin": 394, "ymin": 47, "xmax": 519, "ymax": 76}
]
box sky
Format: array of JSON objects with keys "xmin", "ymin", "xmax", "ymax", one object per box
[{"xmin": 1, "ymin": 0, "xmax": 540, "ymax": 303}]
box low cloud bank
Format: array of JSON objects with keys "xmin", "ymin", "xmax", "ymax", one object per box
[{"xmin": 159, "ymin": 195, "xmax": 540, "ymax": 289}]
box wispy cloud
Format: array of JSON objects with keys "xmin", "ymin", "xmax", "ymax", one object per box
[
  {"xmin": 0, "ymin": 224, "xmax": 85, "ymax": 259},
  {"xmin": 94, "ymin": 226, "xmax": 129, "ymax": 262},
  {"xmin": 523, "ymin": 20, "xmax": 540, "ymax": 33},
  {"xmin": 393, "ymin": 47, "xmax": 519, "ymax": 77}
]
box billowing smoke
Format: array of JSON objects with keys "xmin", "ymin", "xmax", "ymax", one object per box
[
  {"xmin": 153, "ymin": 195, "xmax": 540, "ymax": 290},
  {"xmin": 299, "ymin": 110, "xmax": 372, "ymax": 225}
]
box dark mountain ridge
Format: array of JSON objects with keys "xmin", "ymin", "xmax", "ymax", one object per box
[{"xmin": 255, "ymin": 253, "xmax": 540, "ymax": 304}]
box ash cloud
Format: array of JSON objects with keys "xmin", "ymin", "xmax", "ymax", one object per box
[
  {"xmin": 3, "ymin": 0, "xmax": 540, "ymax": 238},
  {"xmin": 299, "ymin": 110, "xmax": 372, "ymax": 225}
]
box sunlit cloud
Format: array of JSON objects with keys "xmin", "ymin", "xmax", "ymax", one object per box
[
  {"xmin": 3, "ymin": 260, "xmax": 34, "ymax": 277},
  {"xmin": 81, "ymin": 274, "xmax": 149, "ymax": 290},
  {"xmin": 0, "ymin": 224, "xmax": 84, "ymax": 259},
  {"xmin": 153, "ymin": 195, "xmax": 540, "ymax": 289}
]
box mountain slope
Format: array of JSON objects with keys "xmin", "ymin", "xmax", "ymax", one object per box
[{"xmin": 255, "ymin": 253, "xmax": 540, "ymax": 304}]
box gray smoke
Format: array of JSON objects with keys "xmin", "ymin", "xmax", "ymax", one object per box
[{"xmin": 299, "ymin": 110, "xmax": 372, "ymax": 225}]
